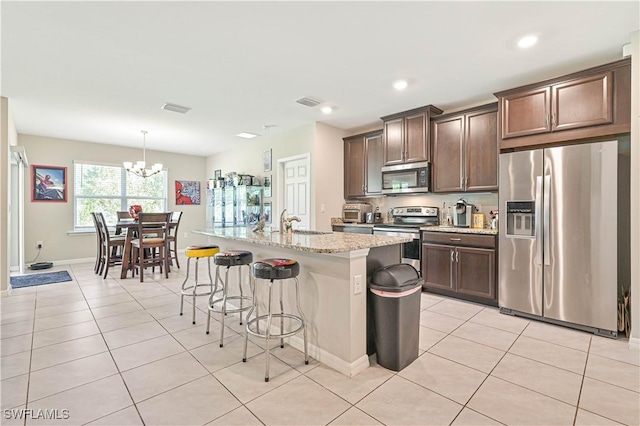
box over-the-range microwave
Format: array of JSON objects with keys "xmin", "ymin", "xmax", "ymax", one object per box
[{"xmin": 381, "ymin": 161, "xmax": 430, "ymax": 195}]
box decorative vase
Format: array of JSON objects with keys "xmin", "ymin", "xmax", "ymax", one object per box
[{"xmin": 129, "ymin": 205, "xmax": 142, "ymax": 220}]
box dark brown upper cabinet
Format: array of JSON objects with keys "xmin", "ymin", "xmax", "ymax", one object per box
[
  {"xmin": 431, "ymin": 103, "xmax": 498, "ymax": 193},
  {"xmin": 343, "ymin": 130, "xmax": 383, "ymax": 198},
  {"xmin": 381, "ymin": 105, "xmax": 443, "ymax": 166},
  {"xmin": 495, "ymin": 58, "xmax": 630, "ymax": 150}
]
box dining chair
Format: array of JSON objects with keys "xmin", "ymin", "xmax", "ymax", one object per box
[
  {"xmin": 167, "ymin": 211, "xmax": 182, "ymax": 269},
  {"xmin": 95, "ymin": 212, "xmax": 126, "ymax": 278},
  {"xmin": 130, "ymin": 212, "xmax": 172, "ymax": 282},
  {"xmin": 91, "ymin": 212, "xmax": 103, "ymax": 274},
  {"xmin": 115, "ymin": 211, "xmax": 131, "ymax": 235}
]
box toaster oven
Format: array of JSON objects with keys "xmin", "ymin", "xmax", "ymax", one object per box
[{"xmin": 342, "ymin": 203, "xmax": 372, "ymax": 223}]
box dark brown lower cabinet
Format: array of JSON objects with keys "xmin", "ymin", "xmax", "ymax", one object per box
[{"xmin": 422, "ymin": 232, "xmax": 497, "ymax": 305}]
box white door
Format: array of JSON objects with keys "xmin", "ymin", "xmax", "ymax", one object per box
[{"xmin": 282, "ymin": 157, "xmax": 310, "ymax": 229}]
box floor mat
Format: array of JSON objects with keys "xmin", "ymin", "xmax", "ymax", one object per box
[{"xmin": 9, "ymin": 271, "xmax": 73, "ymax": 288}]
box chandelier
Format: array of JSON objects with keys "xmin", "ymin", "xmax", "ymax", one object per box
[{"xmin": 123, "ymin": 130, "xmax": 163, "ymax": 178}]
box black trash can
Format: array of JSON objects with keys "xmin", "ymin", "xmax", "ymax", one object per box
[{"xmin": 369, "ymin": 263, "xmax": 422, "ymax": 371}]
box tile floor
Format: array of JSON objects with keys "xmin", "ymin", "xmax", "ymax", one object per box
[{"xmin": 2, "ymin": 260, "xmax": 639, "ymax": 425}]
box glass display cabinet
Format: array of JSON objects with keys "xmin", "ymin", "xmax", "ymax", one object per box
[{"xmin": 235, "ymin": 185, "xmax": 263, "ymax": 225}]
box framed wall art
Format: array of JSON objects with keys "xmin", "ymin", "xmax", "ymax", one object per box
[
  {"xmin": 32, "ymin": 165, "xmax": 67, "ymax": 202},
  {"xmin": 263, "ymin": 175, "xmax": 272, "ymax": 198},
  {"xmin": 263, "ymin": 148, "xmax": 272, "ymax": 172},
  {"xmin": 214, "ymin": 169, "xmax": 222, "ymax": 179},
  {"xmin": 263, "ymin": 201, "xmax": 272, "ymax": 223},
  {"xmin": 175, "ymin": 180, "xmax": 201, "ymax": 205}
]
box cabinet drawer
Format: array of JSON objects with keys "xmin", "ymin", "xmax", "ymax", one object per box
[{"xmin": 422, "ymin": 231, "xmax": 496, "ymax": 248}]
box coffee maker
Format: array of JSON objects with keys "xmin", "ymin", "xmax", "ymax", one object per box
[{"xmin": 453, "ymin": 199, "xmax": 475, "ymax": 228}]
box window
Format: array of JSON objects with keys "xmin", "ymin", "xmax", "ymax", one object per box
[{"xmin": 74, "ymin": 161, "xmax": 167, "ymax": 229}]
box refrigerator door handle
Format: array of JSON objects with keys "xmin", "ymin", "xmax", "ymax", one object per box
[
  {"xmin": 543, "ymin": 175, "xmax": 551, "ymax": 266},
  {"xmin": 535, "ymin": 176, "xmax": 543, "ymax": 265}
]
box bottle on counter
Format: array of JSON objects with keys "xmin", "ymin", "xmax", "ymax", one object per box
[{"xmin": 489, "ymin": 210, "xmax": 499, "ymax": 230}]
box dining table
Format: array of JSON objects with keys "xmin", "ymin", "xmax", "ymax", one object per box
[{"xmin": 115, "ymin": 218, "xmax": 177, "ymax": 279}]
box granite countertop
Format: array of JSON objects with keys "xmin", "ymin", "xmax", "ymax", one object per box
[
  {"xmin": 193, "ymin": 227, "xmax": 411, "ymax": 254},
  {"xmin": 331, "ymin": 223, "xmax": 375, "ymax": 228},
  {"xmin": 421, "ymin": 225, "xmax": 498, "ymax": 235}
]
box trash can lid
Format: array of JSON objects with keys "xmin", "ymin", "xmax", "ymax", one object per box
[
  {"xmin": 369, "ymin": 263, "xmax": 422, "ymax": 293},
  {"xmin": 370, "ymin": 277, "xmax": 423, "ymax": 293}
]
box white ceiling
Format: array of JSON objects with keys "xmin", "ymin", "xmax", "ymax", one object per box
[{"xmin": 2, "ymin": 1, "xmax": 638, "ymax": 157}]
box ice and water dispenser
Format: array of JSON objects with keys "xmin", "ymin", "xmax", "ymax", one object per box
[{"xmin": 505, "ymin": 201, "xmax": 535, "ymax": 237}]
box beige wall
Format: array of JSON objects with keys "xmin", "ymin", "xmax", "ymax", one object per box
[
  {"xmin": 20, "ymin": 134, "xmax": 209, "ymax": 263},
  {"xmin": 1, "ymin": 98, "xmax": 10, "ymax": 289},
  {"xmin": 313, "ymin": 122, "xmax": 346, "ymax": 231},
  {"xmin": 630, "ymin": 30, "xmax": 639, "ymax": 345},
  {"xmin": 206, "ymin": 123, "xmax": 346, "ymax": 231}
]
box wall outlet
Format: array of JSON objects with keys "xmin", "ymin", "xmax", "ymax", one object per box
[
  {"xmin": 354, "ymin": 274, "xmax": 363, "ymax": 295},
  {"xmin": 184, "ymin": 232, "xmax": 188, "ymax": 238},
  {"xmin": 37, "ymin": 240, "xmax": 43, "ymax": 249},
  {"xmin": 320, "ymin": 204, "xmax": 325, "ymax": 213}
]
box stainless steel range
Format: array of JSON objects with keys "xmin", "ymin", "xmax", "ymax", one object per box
[{"xmin": 373, "ymin": 206, "xmax": 439, "ymax": 276}]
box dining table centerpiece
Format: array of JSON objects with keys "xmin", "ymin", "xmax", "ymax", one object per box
[{"xmin": 129, "ymin": 205, "xmax": 142, "ymax": 220}]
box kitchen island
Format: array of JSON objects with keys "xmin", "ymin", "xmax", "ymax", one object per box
[{"xmin": 193, "ymin": 227, "xmax": 411, "ymax": 377}]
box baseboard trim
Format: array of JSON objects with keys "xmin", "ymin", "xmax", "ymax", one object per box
[
  {"xmin": 28, "ymin": 249, "xmax": 187, "ymax": 268},
  {"xmin": 224, "ymin": 300, "xmax": 370, "ymax": 377},
  {"xmin": 287, "ymin": 334, "xmax": 370, "ymax": 377},
  {"xmin": 628, "ymin": 337, "xmax": 640, "ymax": 350}
]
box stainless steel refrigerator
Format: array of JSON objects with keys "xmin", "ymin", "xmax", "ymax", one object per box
[{"xmin": 499, "ymin": 140, "xmax": 618, "ymax": 336}]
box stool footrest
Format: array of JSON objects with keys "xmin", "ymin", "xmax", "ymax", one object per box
[
  {"xmin": 208, "ymin": 296, "xmax": 253, "ymax": 314},
  {"xmin": 180, "ymin": 284, "xmax": 219, "ymax": 298},
  {"xmin": 246, "ymin": 314, "xmax": 304, "ymax": 339}
]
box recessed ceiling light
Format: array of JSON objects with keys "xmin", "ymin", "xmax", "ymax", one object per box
[
  {"xmin": 161, "ymin": 102, "xmax": 191, "ymax": 114},
  {"xmin": 236, "ymin": 132, "xmax": 259, "ymax": 139},
  {"xmin": 517, "ymin": 35, "xmax": 538, "ymax": 49},
  {"xmin": 321, "ymin": 106, "xmax": 333, "ymax": 114},
  {"xmin": 393, "ymin": 80, "xmax": 408, "ymax": 91}
]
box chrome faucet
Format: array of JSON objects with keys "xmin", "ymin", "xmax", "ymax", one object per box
[
  {"xmin": 280, "ymin": 209, "xmax": 287, "ymax": 232},
  {"xmin": 279, "ymin": 209, "xmax": 301, "ymax": 233}
]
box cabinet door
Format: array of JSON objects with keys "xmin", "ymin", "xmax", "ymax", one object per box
[
  {"xmin": 383, "ymin": 118, "xmax": 404, "ymax": 166},
  {"xmin": 456, "ymin": 246, "xmax": 496, "ymax": 301},
  {"xmin": 552, "ymin": 72, "xmax": 613, "ymax": 132},
  {"xmin": 465, "ymin": 108, "xmax": 498, "ymax": 192},
  {"xmin": 422, "ymin": 243, "xmax": 455, "ymax": 291},
  {"xmin": 365, "ymin": 132, "xmax": 383, "ymax": 195},
  {"xmin": 344, "ymin": 136, "xmax": 365, "ymax": 198},
  {"xmin": 432, "ymin": 115, "xmax": 464, "ymax": 192},
  {"xmin": 501, "ymin": 87, "xmax": 551, "ymax": 139},
  {"xmin": 405, "ymin": 112, "xmax": 429, "ymax": 163}
]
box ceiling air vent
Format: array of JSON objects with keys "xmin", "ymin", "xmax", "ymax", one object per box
[
  {"xmin": 161, "ymin": 102, "xmax": 192, "ymax": 114},
  {"xmin": 295, "ymin": 96, "xmax": 322, "ymax": 107}
]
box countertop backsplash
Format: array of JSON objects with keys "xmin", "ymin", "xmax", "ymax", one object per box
[{"xmin": 344, "ymin": 193, "xmax": 498, "ymax": 226}]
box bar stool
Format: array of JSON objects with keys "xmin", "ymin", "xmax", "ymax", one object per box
[
  {"xmin": 180, "ymin": 245, "xmax": 220, "ymax": 324},
  {"xmin": 206, "ymin": 250, "xmax": 254, "ymax": 347},
  {"xmin": 243, "ymin": 258, "xmax": 308, "ymax": 382}
]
